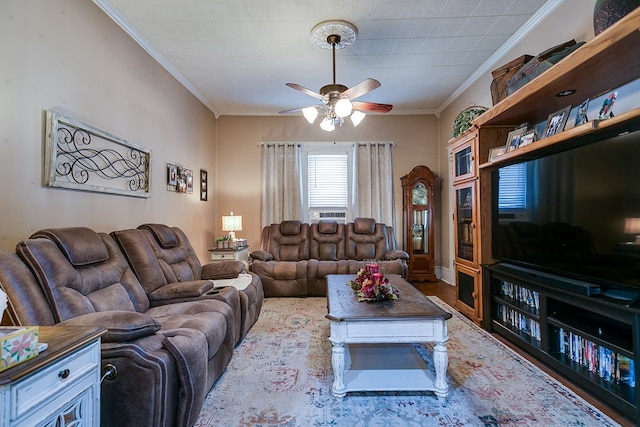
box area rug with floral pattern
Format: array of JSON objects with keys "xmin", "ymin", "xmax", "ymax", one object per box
[{"xmin": 195, "ymin": 296, "xmax": 620, "ymax": 426}]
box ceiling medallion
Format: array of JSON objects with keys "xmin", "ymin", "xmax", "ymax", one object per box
[{"xmin": 310, "ymin": 20, "xmax": 358, "ymax": 50}]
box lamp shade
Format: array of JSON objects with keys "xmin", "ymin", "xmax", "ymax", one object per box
[
  {"xmin": 302, "ymin": 106, "xmax": 318, "ymax": 123},
  {"xmin": 334, "ymin": 98, "xmax": 353, "ymax": 118},
  {"xmin": 351, "ymin": 110, "xmax": 366, "ymax": 126},
  {"xmin": 222, "ymin": 214, "xmax": 242, "ymax": 232}
]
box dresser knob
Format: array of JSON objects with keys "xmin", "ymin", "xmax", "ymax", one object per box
[{"xmin": 58, "ymin": 369, "xmax": 70, "ymax": 379}]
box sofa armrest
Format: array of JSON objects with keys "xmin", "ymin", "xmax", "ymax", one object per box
[
  {"xmin": 250, "ymin": 249, "xmax": 273, "ymax": 261},
  {"xmin": 58, "ymin": 311, "xmax": 161, "ymax": 343},
  {"xmin": 201, "ymin": 260, "xmax": 244, "ymax": 280},
  {"xmin": 384, "ymin": 249, "xmax": 410, "ymax": 261},
  {"xmin": 147, "ymin": 280, "xmax": 215, "ymax": 302}
]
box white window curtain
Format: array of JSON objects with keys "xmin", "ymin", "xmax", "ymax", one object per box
[
  {"xmin": 260, "ymin": 143, "xmax": 303, "ymax": 227},
  {"xmin": 352, "ymin": 142, "xmax": 395, "ymax": 228}
]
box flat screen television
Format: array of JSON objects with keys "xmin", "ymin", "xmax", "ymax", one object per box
[{"xmin": 492, "ymin": 125, "xmax": 640, "ymax": 295}]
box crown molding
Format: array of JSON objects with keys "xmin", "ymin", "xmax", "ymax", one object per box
[
  {"xmin": 92, "ymin": 0, "xmax": 221, "ymax": 118},
  {"xmin": 436, "ymin": 0, "xmax": 566, "ymax": 115}
]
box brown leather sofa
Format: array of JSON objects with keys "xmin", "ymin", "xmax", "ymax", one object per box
[
  {"xmin": 250, "ymin": 218, "xmax": 409, "ymax": 296},
  {"xmin": 0, "ymin": 225, "xmax": 264, "ymax": 427},
  {"xmin": 111, "ymin": 223, "xmax": 263, "ymax": 340}
]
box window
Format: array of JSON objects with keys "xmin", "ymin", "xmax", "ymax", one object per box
[
  {"xmin": 498, "ymin": 163, "xmax": 527, "ymax": 209},
  {"xmin": 308, "ymin": 154, "xmax": 348, "ymax": 208},
  {"xmin": 302, "ymin": 143, "xmax": 352, "ymax": 222}
]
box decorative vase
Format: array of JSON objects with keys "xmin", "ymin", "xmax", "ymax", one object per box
[{"xmin": 593, "ymin": 0, "xmax": 640, "ymax": 35}]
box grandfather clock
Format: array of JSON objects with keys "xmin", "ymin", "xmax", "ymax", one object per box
[{"xmin": 401, "ymin": 165, "xmax": 437, "ymax": 282}]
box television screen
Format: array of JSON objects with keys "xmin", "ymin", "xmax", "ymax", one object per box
[{"xmin": 493, "ymin": 128, "xmax": 640, "ymax": 291}]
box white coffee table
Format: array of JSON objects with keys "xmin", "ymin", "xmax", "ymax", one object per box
[{"xmin": 326, "ymin": 274, "xmax": 451, "ymax": 399}]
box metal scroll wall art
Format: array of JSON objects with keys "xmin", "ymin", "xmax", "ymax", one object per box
[{"xmin": 44, "ymin": 111, "xmax": 151, "ymax": 198}]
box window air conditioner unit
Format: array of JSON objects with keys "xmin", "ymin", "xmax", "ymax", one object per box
[{"xmin": 309, "ymin": 210, "xmax": 347, "ymax": 224}]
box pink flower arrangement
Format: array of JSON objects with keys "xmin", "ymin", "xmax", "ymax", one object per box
[{"xmin": 348, "ymin": 264, "xmax": 398, "ymax": 302}]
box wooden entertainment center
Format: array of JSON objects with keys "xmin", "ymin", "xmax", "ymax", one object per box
[{"xmin": 449, "ymin": 8, "xmax": 640, "ymax": 422}]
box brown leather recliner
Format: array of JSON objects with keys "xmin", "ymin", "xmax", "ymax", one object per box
[
  {"xmin": 111, "ymin": 223, "xmax": 263, "ymax": 340},
  {"xmin": 8, "ymin": 227, "xmax": 237, "ymax": 427}
]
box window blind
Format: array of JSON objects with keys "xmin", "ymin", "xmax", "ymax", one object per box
[{"xmin": 308, "ymin": 154, "xmax": 348, "ymax": 208}]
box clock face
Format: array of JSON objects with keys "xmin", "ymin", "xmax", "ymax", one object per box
[{"xmin": 412, "ymin": 183, "xmax": 428, "ymax": 205}]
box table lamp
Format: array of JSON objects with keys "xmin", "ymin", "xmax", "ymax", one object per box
[{"xmin": 222, "ymin": 212, "xmax": 242, "ymax": 241}]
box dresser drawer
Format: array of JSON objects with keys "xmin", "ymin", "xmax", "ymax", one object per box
[
  {"xmin": 11, "ymin": 340, "xmax": 100, "ymax": 420},
  {"xmin": 210, "ymin": 252, "xmax": 237, "ymax": 261}
]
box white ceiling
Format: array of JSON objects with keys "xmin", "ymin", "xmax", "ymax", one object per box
[{"xmin": 94, "ymin": 0, "xmax": 555, "ymax": 117}]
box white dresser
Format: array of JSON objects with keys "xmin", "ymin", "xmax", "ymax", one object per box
[
  {"xmin": 0, "ymin": 327, "xmax": 104, "ymax": 427},
  {"xmin": 209, "ymin": 246, "xmax": 249, "ymax": 268}
]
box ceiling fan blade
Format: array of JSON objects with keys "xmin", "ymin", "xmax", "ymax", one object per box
[
  {"xmin": 352, "ymin": 101, "xmax": 393, "ymax": 113},
  {"xmin": 279, "ymin": 104, "xmax": 325, "ymax": 114},
  {"xmin": 285, "ymin": 83, "xmax": 324, "ymax": 100},
  {"xmin": 341, "ymin": 78, "xmax": 381, "ymax": 100}
]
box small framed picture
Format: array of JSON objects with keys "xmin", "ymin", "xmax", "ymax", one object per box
[
  {"xmin": 519, "ymin": 130, "xmax": 536, "ymax": 148},
  {"xmin": 506, "ymin": 126, "xmax": 527, "ymax": 152},
  {"xmin": 543, "ymin": 105, "xmax": 572, "ymax": 138},
  {"xmin": 200, "ymin": 169, "xmax": 208, "ymax": 201},
  {"xmin": 489, "ymin": 146, "xmax": 507, "ymax": 161},
  {"xmin": 598, "ymin": 91, "xmax": 617, "ymax": 119},
  {"xmin": 167, "ymin": 164, "xmax": 177, "ymax": 186},
  {"xmin": 575, "ymin": 98, "xmax": 589, "ymax": 126}
]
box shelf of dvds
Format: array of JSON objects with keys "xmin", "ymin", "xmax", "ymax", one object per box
[{"xmin": 485, "ymin": 263, "xmax": 639, "ymax": 421}]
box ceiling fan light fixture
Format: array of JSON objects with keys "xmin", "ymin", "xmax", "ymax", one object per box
[
  {"xmin": 320, "ymin": 116, "xmax": 335, "ymax": 132},
  {"xmin": 302, "ymin": 106, "xmax": 318, "ymax": 123},
  {"xmin": 334, "ymin": 98, "xmax": 353, "ymax": 118},
  {"xmin": 351, "ymin": 110, "xmax": 366, "ymax": 127}
]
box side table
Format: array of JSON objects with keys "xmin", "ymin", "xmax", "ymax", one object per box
[
  {"xmin": 0, "ymin": 326, "xmax": 105, "ymax": 427},
  {"xmin": 208, "ymin": 246, "xmax": 249, "ymax": 268}
]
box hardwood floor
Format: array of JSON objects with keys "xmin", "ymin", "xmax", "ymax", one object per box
[{"xmin": 412, "ymin": 279, "xmax": 633, "ymax": 427}]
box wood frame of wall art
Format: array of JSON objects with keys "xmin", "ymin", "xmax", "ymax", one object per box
[{"xmin": 44, "ymin": 111, "xmax": 151, "ymax": 198}]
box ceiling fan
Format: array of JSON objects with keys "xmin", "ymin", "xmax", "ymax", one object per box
[{"xmin": 280, "ymin": 20, "xmax": 393, "ymax": 131}]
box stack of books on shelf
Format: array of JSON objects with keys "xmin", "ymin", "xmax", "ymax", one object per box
[
  {"xmin": 559, "ymin": 328, "xmax": 635, "ymax": 388},
  {"xmin": 496, "ymin": 304, "xmax": 541, "ymax": 341},
  {"xmin": 499, "ymin": 281, "xmax": 540, "ymax": 310}
]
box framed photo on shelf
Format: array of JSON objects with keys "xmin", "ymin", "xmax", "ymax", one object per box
[
  {"xmin": 543, "ymin": 105, "xmax": 571, "ymax": 138},
  {"xmin": 489, "ymin": 146, "xmax": 507, "ymax": 161},
  {"xmin": 575, "ymin": 98, "xmax": 589, "ymax": 126},
  {"xmin": 519, "ymin": 130, "xmax": 536, "ymax": 148},
  {"xmin": 506, "ymin": 126, "xmax": 527, "ymax": 152},
  {"xmin": 598, "ymin": 91, "xmax": 617, "ymax": 119}
]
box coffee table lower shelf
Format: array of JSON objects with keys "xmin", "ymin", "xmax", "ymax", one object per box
[{"xmin": 337, "ymin": 343, "xmax": 439, "ymax": 394}]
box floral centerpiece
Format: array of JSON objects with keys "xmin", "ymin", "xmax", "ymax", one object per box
[{"xmin": 347, "ymin": 262, "xmax": 398, "ymax": 302}]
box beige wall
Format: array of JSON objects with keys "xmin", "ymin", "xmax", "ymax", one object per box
[
  {"xmin": 215, "ymin": 114, "xmax": 445, "ymax": 271},
  {"xmin": 0, "ymin": 0, "xmax": 218, "ymax": 261}
]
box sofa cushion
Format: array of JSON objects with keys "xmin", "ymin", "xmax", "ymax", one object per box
[
  {"xmin": 139, "ymin": 223, "xmax": 178, "ymax": 249},
  {"xmin": 201, "ymin": 260, "xmax": 244, "ymax": 280},
  {"xmin": 59, "ymin": 311, "xmax": 161, "ymax": 343},
  {"xmin": 317, "ymin": 220, "xmax": 338, "ymax": 234},
  {"xmin": 17, "ymin": 231, "xmax": 151, "ymax": 321},
  {"xmin": 0, "ymin": 251, "xmax": 57, "ymax": 326},
  {"xmin": 280, "ymin": 220, "xmax": 302, "ymax": 235},
  {"xmin": 310, "ymin": 221, "xmax": 345, "ymax": 261},
  {"xmin": 353, "ymin": 217, "xmax": 376, "ymax": 234},
  {"xmin": 31, "ymin": 227, "xmax": 109, "ymax": 267},
  {"xmin": 249, "ymin": 249, "xmax": 273, "ymax": 262}
]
